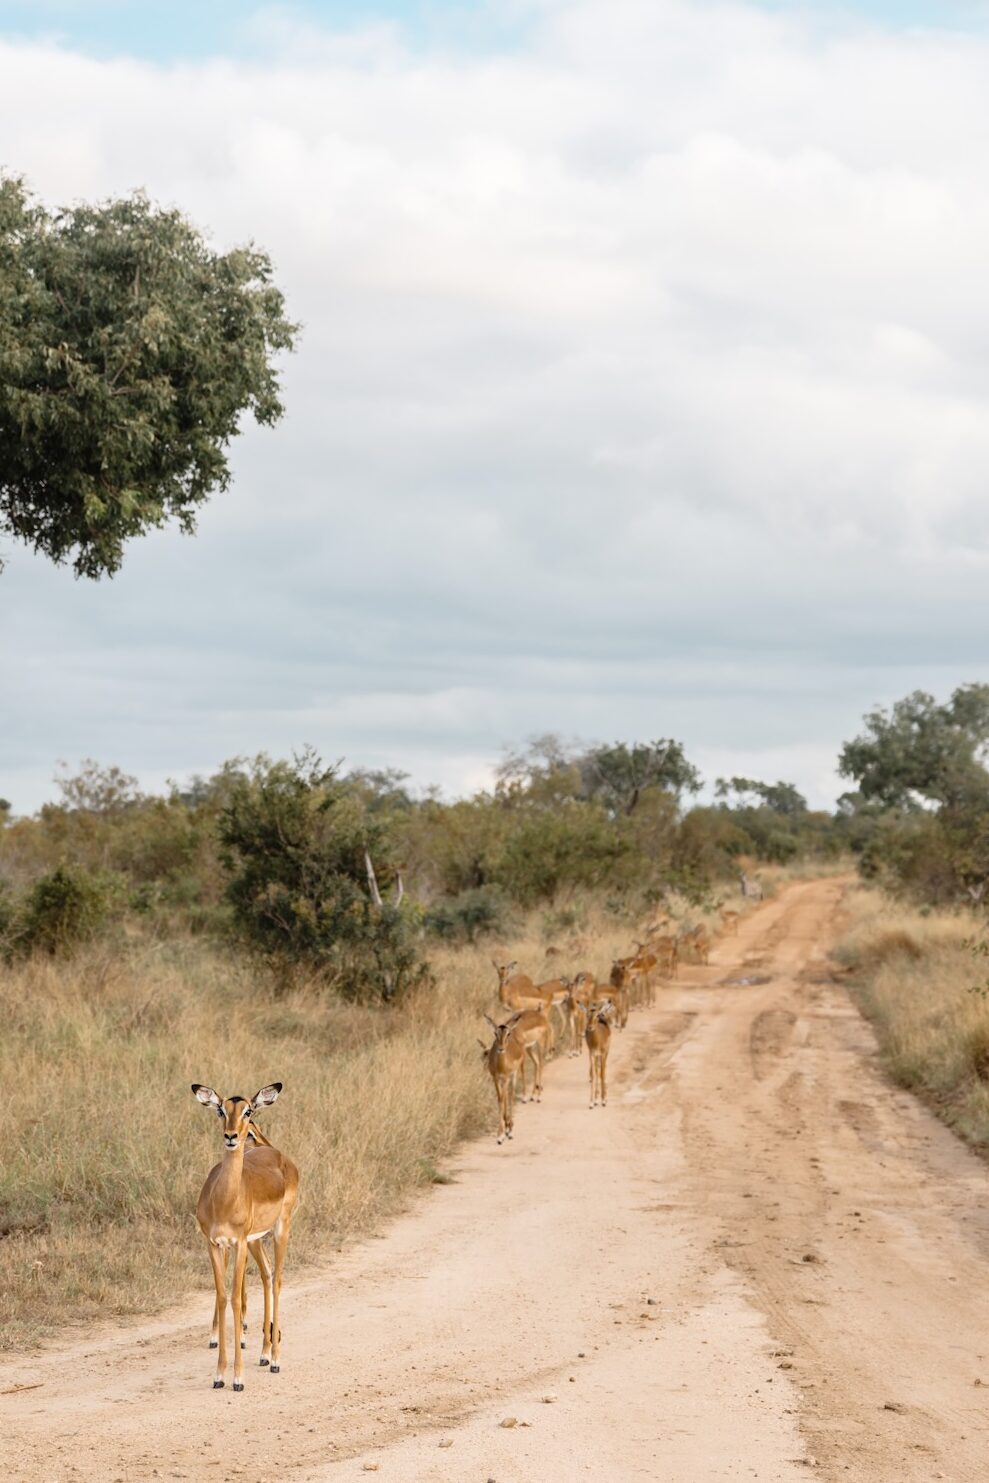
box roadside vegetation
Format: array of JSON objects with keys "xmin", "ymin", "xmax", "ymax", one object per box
[
  {"xmin": 834, "ymin": 887, "xmax": 989, "ymax": 1151},
  {"xmin": 0, "ymin": 737, "xmax": 838, "ymax": 1348}
]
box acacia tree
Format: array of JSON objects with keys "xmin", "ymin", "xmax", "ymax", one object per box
[{"xmin": 0, "ymin": 177, "xmax": 297, "ymax": 576}]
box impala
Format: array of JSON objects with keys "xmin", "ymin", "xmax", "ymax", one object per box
[
  {"xmin": 575, "ymin": 969, "xmax": 627, "ymax": 1027},
  {"xmin": 680, "ymin": 924, "xmax": 711, "ymax": 965},
  {"xmin": 191, "ymin": 1082, "xmax": 299, "ymax": 1391},
  {"xmin": 585, "ymin": 1002, "xmax": 615, "ymax": 1108},
  {"xmin": 561, "ymin": 986, "xmax": 588, "ymax": 1056},
  {"xmin": 509, "ymin": 1007, "xmax": 554, "ymax": 1101},
  {"xmin": 479, "ymin": 1014, "xmax": 525, "ymax": 1143},
  {"xmin": 720, "ymin": 909, "xmax": 740, "ymax": 935}
]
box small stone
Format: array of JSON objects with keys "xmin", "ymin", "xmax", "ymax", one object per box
[
  {"xmin": 362, "ymin": 1468, "xmax": 379, "ymax": 1474},
  {"xmin": 541, "ymin": 1394, "xmax": 558, "ymax": 1403},
  {"xmin": 882, "ymin": 1400, "xmax": 907, "ymax": 1414},
  {"xmin": 646, "ymin": 1297, "xmax": 658, "ymax": 1305},
  {"xmin": 438, "ymin": 1440, "xmax": 453, "ymax": 1449},
  {"xmin": 499, "ymin": 1417, "xmax": 518, "ymax": 1429}
]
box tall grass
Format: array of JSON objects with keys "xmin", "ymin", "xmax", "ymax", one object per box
[
  {"xmin": 0, "ymin": 907, "xmax": 649, "ymax": 1351},
  {"xmin": 833, "ymin": 886, "xmax": 989, "ymax": 1148}
]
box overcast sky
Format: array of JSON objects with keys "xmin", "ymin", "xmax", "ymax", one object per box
[{"xmin": 3, "ymin": 0, "xmax": 989, "ymax": 814}]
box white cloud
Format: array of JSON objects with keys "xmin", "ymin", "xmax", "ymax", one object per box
[{"xmin": 3, "ymin": 0, "xmax": 989, "ymax": 812}]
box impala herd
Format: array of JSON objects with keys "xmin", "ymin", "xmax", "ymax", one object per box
[
  {"xmin": 190, "ymin": 900, "xmax": 745, "ymax": 1389},
  {"xmin": 480, "ymin": 909, "xmax": 734, "ymax": 1141}
]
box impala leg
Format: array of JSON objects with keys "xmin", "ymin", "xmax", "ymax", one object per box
[
  {"xmin": 207, "ymin": 1242, "xmax": 229, "ymax": 1388},
  {"xmin": 602, "ymin": 1052, "xmax": 608, "ymax": 1107},
  {"xmin": 250, "ymin": 1240, "xmax": 273, "ymax": 1366},
  {"xmin": 209, "ymin": 1248, "xmax": 228, "ymax": 1347},
  {"xmin": 232, "ymin": 1240, "xmax": 249, "ymax": 1389},
  {"xmin": 589, "ymin": 1051, "xmax": 595, "ymax": 1109},
  {"xmin": 517, "ymin": 1054, "xmax": 527, "ymax": 1103},
  {"xmin": 496, "ymin": 1075, "xmax": 508, "ymax": 1143},
  {"xmin": 506, "ymin": 1069, "xmax": 516, "ymax": 1138},
  {"xmin": 240, "ymin": 1258, "xmax": 249, "ymax": 1347},
  {"xmin": 270, "ymin": 1217, "xmax": 292, "ymax": 1373}
]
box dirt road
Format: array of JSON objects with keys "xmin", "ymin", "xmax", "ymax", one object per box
[{"xmin": 5, "ymin": 878, "xmax": 989, "ymax": 1480}]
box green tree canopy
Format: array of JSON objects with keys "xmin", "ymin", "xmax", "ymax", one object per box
[
  {"xmin": 838, "ymin": 685, "xmax": 989, "ymax": 810},
  {"xmin": 715, "ymin": 776, "xmax": 808, "ymax": 816},
  {"xmin": 0, "ymin": 177, "xmax": 297, "ymax": 576}
]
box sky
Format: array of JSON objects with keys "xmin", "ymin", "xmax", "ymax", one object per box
[{"xmin": 3, "ymin": 0, "xmax": 989, "ymax": 814}]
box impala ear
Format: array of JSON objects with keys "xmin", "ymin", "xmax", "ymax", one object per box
[
  {"xmin": 251, "ymin": 1082, "xmax": 283, "ymax": 1109},
  {"xmin": 192, "ymin": 1084, "xmax": 221, "ymax": 1109}
]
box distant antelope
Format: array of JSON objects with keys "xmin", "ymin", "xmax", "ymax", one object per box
[
  {"xmin": 720, "ymin": 909, "xmax": 740, "ymax": 935},
  {"xmin": 680, "ymin": 925, "xmax": 711, "ymax": 964},
  {"xmin": 561, "ymin": 986, "xmax": 588, "ymax": 1057},
  {"xmin": 739, "ymin": 872, "xmax": 763, "ymax": 902},
  {"xmin": 576, "ymin": 970, "xmax": 628, "ymax": 1029},
  {"xmin": 585, "ymin": 1003, "xmax": 615, "ymax": 1108},
  {"xmin": 479, "ymin": 1015, "xmax": 525, "ymax": 1143},
  {"xmin": 492, "ymin": 960, "xmax": 556, "ymax": 1016},
  {"xmin": 650, "ymin": 934, "xmax": 679, "ymax": 980},
  {"xmin": 509, "ymin": 1008, "xmax": 554, "ymax": 1102}
]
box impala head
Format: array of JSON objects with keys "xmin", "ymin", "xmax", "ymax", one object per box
[
  {"xmin": 191, "ymin": 1082, "xmax": 282, "ymax": 1150},
  {"xmin": 483, "ymin": 1012, "xmax": 519, "ymax": 1052},
  {"xmin": 491, "ymin": 960, "xmax": 517, "ymax": 987}
]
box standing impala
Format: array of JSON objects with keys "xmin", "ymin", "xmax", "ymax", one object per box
[{"xmin": 191, "ymin": 1082, "xmax": 300, "ymax": 1391}]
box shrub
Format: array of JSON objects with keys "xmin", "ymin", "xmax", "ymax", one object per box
[
  {"xmin": 218, "ymin": 751, "xmax": 430, "ymax": 1001},
  {"xmin": 424, "ymin": 887, "xmax": 515, "ymax": 944},
  {"xmin": 16, "ymin": 865, "xmax": 122, "ymax": 956}
]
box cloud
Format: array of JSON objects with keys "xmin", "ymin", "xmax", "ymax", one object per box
[{"xmin": 2, "ymin": 0, "xmax": 989, "ymax": 812}]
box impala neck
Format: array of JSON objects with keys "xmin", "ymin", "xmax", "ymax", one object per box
[{"xmin": 215, "ymin": 1140, "xmax": 248, "ymax": 1194}]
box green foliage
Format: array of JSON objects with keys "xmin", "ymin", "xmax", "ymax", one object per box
[
  {"xmin": 218, "ymin": 751, "xmax": 429, "ymax": 1001},
  {"xmin": 423, "ymin": 886, "xmax": 514, "ymax": 944},
  {"xmin": 839, "ymin": 686, "xmax": 989, "ymax": 904},
  {"xmin": 839, "ymin": 685, "xmax": 989, "ymax": 810},
  {"xmin": 489, "ymin": 801, "xmax": 628, "ymax": 906},
  {"xmin": 0, "ymin": 176, "xmax": 297, "ymax": 577},
  {"xmin": 15, "ymin": 865, "xmax": 123, "ymax": 956},
  {"xmin": 579, "ymin": 739, "xmax": 702, "ymax": 814}
]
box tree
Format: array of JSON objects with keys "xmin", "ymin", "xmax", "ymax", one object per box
[
  {"xmin": 0, "ymin": 177, "xmax": 297, "ymax": 577},
  {"xmin": 578, "ymin": 740, "xmax": 701, "ymax": 816},
  {"xmin": 715, "ymin": 777, "xmax": 808, "ymax": 816},
  {"xmin": 218, "ymin": 751, "xmax": 428, "ymax": 1001},
  {"xmin": 838, "ymin": 685, "xmax": 989, "ymax": 810}
]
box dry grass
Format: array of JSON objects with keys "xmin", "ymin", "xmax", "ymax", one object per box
[
  {"xmin": 833, "ymin": 886, "xmax": 989, "ymax": 1149},
  {"xmin": 0, "ymin": 908, "xmax": 654, "ymax": 1351}
]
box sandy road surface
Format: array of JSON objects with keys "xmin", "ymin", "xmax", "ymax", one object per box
[{"xmin": 4, "ymin": 878, "xmax": 989, "ymax": 1481}]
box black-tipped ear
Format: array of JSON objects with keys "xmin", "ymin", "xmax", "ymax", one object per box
[
  {"xmin": 251, "ymin": 1082, "xmax": 282, "ymax": 1109},
  {"xmin": 192, "ymin": 1084, "xmax": 222, "ymax": 1109}
]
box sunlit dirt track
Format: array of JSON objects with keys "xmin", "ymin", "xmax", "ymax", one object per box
[{"xmin": 5, "ymin": 878, "xmax": 989, "ymax": 1480}]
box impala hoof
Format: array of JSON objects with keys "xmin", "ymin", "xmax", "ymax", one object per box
[
  {"xmin": 209, "ymin": 1340, "xmax": 218, "ymax": 1349},
  {"xmin": 270, "ymin": 1364, "xmax": 280, "ymax": 1374},
  {"xmin": 213, "ymin": 1379, "xmax": 225, "ymax": 1389},
  {"xmin": 259, "ymin": 1357, "xmax": 270, "ymax": 1367}
]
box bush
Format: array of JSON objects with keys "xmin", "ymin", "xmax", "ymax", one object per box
[
  {"xmin": 218, "ymin": 751, "xmax": 430, "ymax": 1001},
  {"xmin": 15, "ymin": 865, "xmax": 122, "ymax": 956},
  {"xmin": 424, "ymin": 887, "xmax": 514, "ymax": 944}
]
